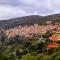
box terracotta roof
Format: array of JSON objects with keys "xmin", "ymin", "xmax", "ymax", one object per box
[
  {"xmin": 47, "ymin": 43, "xmax": 59, "ymax": 49},
  {"xmin": 49, "ymin": 34, "xmax": 60, "ymax": 41}
]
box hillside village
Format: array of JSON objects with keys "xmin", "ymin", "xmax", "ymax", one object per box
[
  {"xmin": 1, "ymin": 0, "xmax": 60, "ymax": 59},
  {"xmin": 0, "ymin": 23, "xmax": 60, "ymax": 60},
  {"xmin": 0, "ymin": 23, "xmax": 60, "ymax": 38}
]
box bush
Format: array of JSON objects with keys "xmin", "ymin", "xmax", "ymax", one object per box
[
  {"xmin": 51, "ymin": 51, "xmax": 60, "ymax": 60},
  {"xmin": 55, "ymin": 56, "xmax": 60, "ymax": 60}
]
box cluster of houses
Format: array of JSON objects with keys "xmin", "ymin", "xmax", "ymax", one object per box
[
  {"xmin": 0, "ymin": 24, "xmax": 60, "ymax": 49},
  {"xmin": 0, "ymin": 24, "xmax": 59, "ymax": 38},
  {"xmin": 48, "ymin": 24, "xmax": 60, "ymax": 49}
]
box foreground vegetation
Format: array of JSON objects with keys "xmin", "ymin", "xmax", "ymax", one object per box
[{"xmin": 0, "ymin": 31, "xmax": 60, "ymax": 60}]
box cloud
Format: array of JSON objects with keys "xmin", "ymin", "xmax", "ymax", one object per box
[
  {"xmin": 0, "ymin": 5, "xmax": 28, "ymax": 20},
  {"xmin": 0, "ymin": 4, "xmax": 40, "ymax": 20},
  {"xmin": 0, "ymin": 0, "xmax": 60, "ymax": 19},
  {"xmin": 51, "ymin": 0, "xmax": 60, "ymax": 8}
]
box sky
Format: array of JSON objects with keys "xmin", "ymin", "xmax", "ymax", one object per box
[{"xmin": 0, "ymin": 0, "xmax": 60, "ymax": 20}]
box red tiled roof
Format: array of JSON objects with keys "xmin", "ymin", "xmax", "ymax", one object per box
[{"xmin": 47, "ymin": 43, "xmax": 59, "ymax": 49}]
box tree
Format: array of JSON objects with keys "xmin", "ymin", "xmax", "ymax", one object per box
[{"xmin": 1, "ymin": 33, "xmax": 8, "ymax": 43}]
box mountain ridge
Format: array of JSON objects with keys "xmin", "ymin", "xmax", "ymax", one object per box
[{"xmin": 0, "ymin": 14, "xmax": 60, "ymax": 29}]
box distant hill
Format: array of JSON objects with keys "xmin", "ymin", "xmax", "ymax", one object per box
[
  {"xmin": 0, "ymin": 15, "xmax": 43, "ymax": 29},
  {"xmin": 0, "ymin": 14, "xmax": 60, "ymax": 29},
  {"xmin": 40, "ymin": 13, "xmax": 60, "ymax": 22}
]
